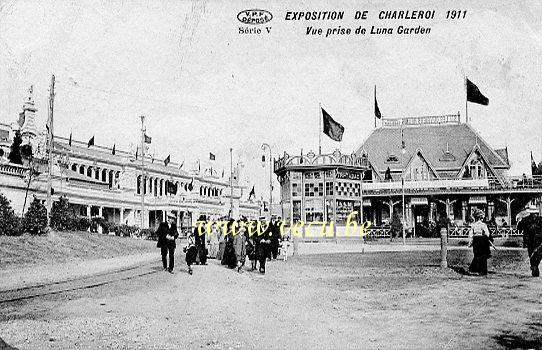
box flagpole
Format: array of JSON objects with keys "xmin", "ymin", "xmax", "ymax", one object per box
[
  {"xmin": 140, "ymin": 115, "xmax": 146, "ymax": 229},
  {"xmin": 374, "ymin": 86, "xmax": 377, "ymax": 128},
  {"xmin": 401, "ymin": 123, "xmax": 406, "ymax": 246},
  {"xmin": 465, "ymin": 75, "xmax": 468, "ymax": 124},
  {"xmin": 46, "ymin": 74, "xmax": 55, "ymax": 228},
  {"xmin": 318, "ymin": 102, "xmax": 322, "ymax": 155},
  {"xmin": 230, "ymin": 147, "xmax": 233, "ymax": 219}
]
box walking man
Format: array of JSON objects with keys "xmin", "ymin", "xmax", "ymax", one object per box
[
  {"xmin": 156, "ymin": 212, "xmax": 178, "ymax": 274},
  {"xmin": 518, "ymin": 204, "xmax": 542, "ymax": 277}
]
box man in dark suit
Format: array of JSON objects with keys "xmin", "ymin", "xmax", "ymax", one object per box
[{"xmin": 156, "ymin": 212, "xmax": 178, "ymax": 274}]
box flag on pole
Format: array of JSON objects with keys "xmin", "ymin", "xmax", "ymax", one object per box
[
  {"xmin": 164, "ymin": 155, "xmax": 170, "ymax": 166},
  {"xmin": 222, "ymin": 169, "xmax": 224, "ymax": 178},
  {"xmin": 198, "ymin": 160, "xmax": 201, "ymax": 172},
  {"xmin": 135, "ymin": 146, "xmax": 139, "ymax": 160},
  {"xmin": 87, "ymin": 136, "xmax": 94, "ymax": 148},
  {"xmin": 322, "ymin": 107, "xmax": 344, "ymax": 142},
  {"xmin": 68, "ymin": 132, "xmax": 72, "ymax": 147},
  {"xmin": 374, "ymin": 85, "xmax": 382, "ymax": 119},
  {"xmin": 209, "ymin": 152, "xmax": 215, "ymax": 161},
  {"xmin": 112, "ymin": 143, "xmax": 116, "ymax": 155},
  {"xmin": 531, "ymin": 151, "xmax": 538, "ymax": 176},
  {"xmin": 179, "ymin": 161, "xmax": 184, "ymax": 169},
  {"xmin": 248, "ymin": 185, "xmax": 255, "ymax": 200},
  {"xmin": 466, "ymin": 78, "xmax": 489, "ymax": 105},
  {"xmin": 144, "ymin": 134, "xmax": 152, "ymax": 144}
]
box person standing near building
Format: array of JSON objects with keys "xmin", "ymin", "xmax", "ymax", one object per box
[
  {"xmin": 257, "ymin": 222, "xmax": 272, "ymax": 274},
  {"xmin": 207, "ymin": 222, "xmax": 220, "ymax": 259},
  {"xmin": 185, "ymin": 232, "xmax": 198, "ymax": 275},
  {"xmin": 194, "ymin": 215, "xmax": 208, "ymax": 265},
  {"xmin": 156, "ymin": 212, "xmax": 178, "ymax": 274},
  {"xmin": 518, "ymin": 204, "xmax": 542, "ymax": 277},
  {"xmin": 233, "ymin": 223, "xmax": 247, "ymax": 272},
  {"xmin": 468, "ymin": 209, "xmax": 494, "ymax": 276}
]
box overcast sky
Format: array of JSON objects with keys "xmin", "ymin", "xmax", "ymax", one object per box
[{"xmin": 1, "ymin": 0, "xmax": 541, "ymax": 200}]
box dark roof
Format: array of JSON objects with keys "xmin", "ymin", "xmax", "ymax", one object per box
[
  {"xmin": 355, "ymin": 123, "xmax": 509, "ymax": 173},
  {"xmin": 495, "ymin": 148, "xmax": 509, "ymax": 166}
]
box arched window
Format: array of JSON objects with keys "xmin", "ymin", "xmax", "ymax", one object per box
[
  {"xmin": 102, "ymin": 169, "xmax": 108, "ymax": 182},
  {"xmin": 469, "ymin": 159, "xmax": 485, "ymax": 179},
  {"xmin": 137, "ymin": 175, "xmax": 141, "ymax": 194},
  {"xmin": 87, "ymin": 167, "xmax": 92, "ymax": 177},
  {"xmin": 79, "ymin": 165, "xmax": 85, "ymax": 175},
  {"xmin": 71, "ymin": 164, "xmax": 77, "ymax": 172}
]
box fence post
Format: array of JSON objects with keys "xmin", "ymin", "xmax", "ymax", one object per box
[{"xmin": 440, "ymin": 227, "xmax": 448, "ymax": 268}]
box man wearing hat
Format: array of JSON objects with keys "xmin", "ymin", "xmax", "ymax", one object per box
[
  {"xmin": 156, "ymin": 212, "xmax": 179, "ymax": 274},
  {"xmin": 518, "ymin": 204, "xmax": 542, "ymax": 277}
]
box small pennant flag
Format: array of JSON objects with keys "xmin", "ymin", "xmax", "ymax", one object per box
[
  {"xmin": 222, "ymin": 169, "xmax": 224, "ymax": 178},
  {"xmin": 135, "ymin": 146, "xmax": 139, "ymax": 160},
  {"xmin": 112, "ymin": 143, "xmax": 116, "ymax": 155},
  {"xmin": 144, "ymin": 134, "xmax": 152, "ymax": 144},
  {"xmin": 248, "ymin": 185, "xmax": 255, "ymax": 200},
  {"xmin": 322, "ymin": 108, "xmax": 344, "ymax": 142},
  {"xmin": 466, "ymin": 78, "xmax": 489, "ymax": 105},
  {"xmin": 68, "ymin": 132, "xmax": 72, "ymax": 147},
  {"xmin": 179, "ymin": 161, "xmax": 184, "ymax": 169},
  {"xmin": 164, "ymin": 155, "xmax": 170, "ymax": 166},
  {"xmin": 209, "ymin": 152, "xmax": 216, "ymax": 161},
  {"xmin": 87, "ymin": 136, "xmax": 94, "ymax": 148},
  {"xmin": 374, "ymin": 86, "xmax": 382, "ymax": 119}
]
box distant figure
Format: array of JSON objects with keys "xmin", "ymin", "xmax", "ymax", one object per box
[
  {"xmin": 185, "ymin": 233, "xmax": 198, "ymax": 275},
  {"xmin": 280, "ymin": 236, "xmax": 291, "ymax": 261},
  {"xmin": 221, "ymin": 220, "xmax": 237, "ymax": 269},
  {"xmin": 518, "ymin": 205, "xmax": 542, "ymax": 277},
  {"xmin": 246, "ymin": 231, "xmax": 257, "ymax": 270},
  {"xmin": 257, "ymin": 223, "xmax": 272, "ymax": 274},
  {"xmin": 468, "ymin": 209, "xmax": 493, "ymax": 276},
  {"xmin": 207, "ymin": 225, "xmax": 219, "ymax": 259},
  {"xmin": 194, "ymin": 215, "xmax": 207, "ymax": 265},
  {"xmin": 233, "ymin": 225, "xmax": 247, "ymax": 272},
  {"xmin": 156, "ymin": 212, "xmax": 178, "ymax": 274}
]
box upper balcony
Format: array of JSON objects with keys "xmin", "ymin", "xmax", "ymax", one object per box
[
  {"xmin": 274, "ymin": 149, "xmax": 369, "ymax": 174},
  {"xmin": 362, "ymin": 175, "xmax": 542, "ymax": 196}
]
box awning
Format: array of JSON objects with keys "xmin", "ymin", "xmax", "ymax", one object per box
[
  {"xmin": 469, "ymin": 196, "xmax": 487, "ymax": 204},
  {"xmin": 410, "ymin": 197, "xmax": 428, "ymax": 206}
]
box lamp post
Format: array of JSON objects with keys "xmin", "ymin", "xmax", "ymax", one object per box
[{"xmin": 261, "ymin": 143, "xmax": 272, "ymax": 219}]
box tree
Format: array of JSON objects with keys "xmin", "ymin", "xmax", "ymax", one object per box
[
  {"xmin": 20, "ymin": 143, "xmax": 33, "ymax": 160},
  {"xmin": 0, "ymin": 192, "xmax": 20, "ymax": 236},
  {"xmin": 50, "ymin": 196, "xmax": 77, "ymax": 231},
  {"xmin": 22, "ymin": 196, "xmax": 48, "ymax": 235},
  {"xmin": 8, "ymin": 130, "xmax": 23, "ymax": 165}
]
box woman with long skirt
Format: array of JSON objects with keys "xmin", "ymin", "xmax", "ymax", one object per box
[
  {"xmin": 185, "ymin": 233, "xmax": 198, "ymax": 275},
  {"xmin": 468, "ymin": 208, "xmax": 493, "ymax": 276}
]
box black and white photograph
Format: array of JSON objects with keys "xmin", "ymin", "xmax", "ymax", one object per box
[{"xmin": 1, "ymin": 1, "xmax": 541, "ymax": 349}]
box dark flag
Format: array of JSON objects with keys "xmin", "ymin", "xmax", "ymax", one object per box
[
  {"xmin": 222, "ymin": 169, "xmax": 224, "ymax": 178},
  {"xmin": 248, "ymin": 185, "xmax": 255, "ymax": 200},
  {"xmin": 112, "ymin": 143, "xmax": 116, "ymax": 155},
  {"xmin": 374, "ymin": 85, "xmax": 382, "ymax": 119},
  {"xmin": 87, "ymin": 136, "xmax": 94, "ymax": 148},
  {"xmin": 135, "ymin": 146, "xmax": 139, "ymax": 160},
  {"xmin": 144, "ymin": 134, "xmax": 152, "ymax": 144},
  {"xmin": 532, "ymin": 151, "xmax": 538, "ymax": 176},
  {"xmin": 68, "ymin": 132, "xmax": 72, "ymax": 147},
  {"xmin": 466, "ymin": 78, "xmax": 489, "ymax": 105},
  {"xmin": 322, "ymin": 107, "xmax": 344, "ymax": 142},
  {"xmin": 209, "ymin": 152, "xmax": 215, "ymax": 161},
  {"xmin": 164, "ymin": 155, "xmax": 170, "ymax": 166},
  {"xmin": 179, "ymin": 161, "xmax": 184, "ymax": 169}
]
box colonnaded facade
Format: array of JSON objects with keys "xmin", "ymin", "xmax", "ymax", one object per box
[
  {"xmin": 0, "ymin": 88, "xmax": 260, "ymax": 233},
  {"xmin": 274, "ymin": 114, "xmax": 542, "ymax": 238}
]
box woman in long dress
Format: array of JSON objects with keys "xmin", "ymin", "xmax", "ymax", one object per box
[
  {"xmin": 207, "ymin": 225, "xmax": 219, "ymax": 259},
  {"xmin": 468, "ymin": 208, "xmax": 493, "ymax": 275},
  {"xmin": 185, "ymin": 233, "xmax": 198, "ymax": 275},
  {"xmin": 233, "ymin": 227, "xmax": 247, "ymax": 272}
]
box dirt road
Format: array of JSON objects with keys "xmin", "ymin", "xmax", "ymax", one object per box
[{"xmin": 1, "ymin": 248, "xmax": 541, "ymax": 349}]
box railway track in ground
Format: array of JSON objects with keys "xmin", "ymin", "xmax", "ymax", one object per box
[{"xmin": 0, "ymin": 263, "xmax": 160, "ymax": 304}]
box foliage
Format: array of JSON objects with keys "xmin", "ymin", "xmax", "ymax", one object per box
[
  {"xmin": 113, "ymin": 224, "xmax": 140, "ymax": 237},
  {"xmin": 20, "ymin": 143, "xmax": 33, "ymax": 160},
  {"xmin": 140, "ymin": 228, "xmax": 157, "ymax": 241},
  {"xmin": 21, "ymin": 197, "xmax": 47, "ymax": 235},
  {"xmin": 8, "ymin": 130, "xmax": 23, "ymax": 165},
  {"xmin": 50, "ymin": 196, "xmax": 77, "ymax": 231},
  {"xmin": 390, "ymin": 211, "xmax": 403, "ymax": 238},
  {"xmin": 0, "ymin": 192, "xmax": 21, "ymax": 236},
  {"xmin": 75, "ymin": 216, "xmax": 91, "ymax": 231}
]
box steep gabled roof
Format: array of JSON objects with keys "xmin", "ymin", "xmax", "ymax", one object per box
[
  {"xmin": 355, "ymin": 123, "xmax": 509, "ymax": 175},
  {"xmin": 403, "ymin": 148, "xmax": 440, "ymax": 179}
]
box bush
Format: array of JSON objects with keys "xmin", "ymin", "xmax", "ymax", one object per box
[
  {"xmin": 140, "ymin": 228, "xmax": 157, "ymax": 241},
  {"xmin": 90, "ymin": 217, "xmax": 105, "ymax": 233},
  {"xmin": 390, "ymin": 212, "xmax": 403, "ymax": 238},
  {"xmin": 114, "ymin": 224, "xmax": 140, "ymax": 237},
  {"xmin": 22, "ymin": 197, "xmax": 47, "ymax": 235},
  {"xmin": 50, "ymin": 196, "xmax": 78, "ymax": 231},
  {"xmin": 75, "ymin": 216, "xmax": 91, "ymax": 231},
  {"xmin": 0, "ymin": 192, "xmax": 21, "ymax": 236}
]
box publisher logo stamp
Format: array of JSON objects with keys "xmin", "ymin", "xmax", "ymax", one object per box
[{"xmin": 238, "ymin": 9, "xmax": 273, "ymax": 35}]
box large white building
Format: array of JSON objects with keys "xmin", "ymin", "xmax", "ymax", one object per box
[{"xmin": 0, "ymin": 88, "xmax": 260, "ymax": 233}]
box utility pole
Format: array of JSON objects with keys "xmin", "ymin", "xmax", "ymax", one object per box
[
  {"xmin": 140, "ymin": 115, "xmax": 146, "ymax": 229},
  {"xmin": 46, "ymin": 75, "xmax": 55, "ymax": 227},
  {"xmin": 262, "ymin": 143, "xmax": 273, "ymax": 219}
]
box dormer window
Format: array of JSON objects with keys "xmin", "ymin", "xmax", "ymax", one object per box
[{"xmin": 386, "ymin": 154, "xmax": 399, "ymax": 163}]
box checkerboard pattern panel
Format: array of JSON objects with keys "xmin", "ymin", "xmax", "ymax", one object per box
[{"xmin": 335, "ymin": 181, "xmax": 360, "ymax": 197}]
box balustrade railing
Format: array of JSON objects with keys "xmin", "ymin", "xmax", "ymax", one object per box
[{"xmin": 448, "ymin": 225, "xmax": 520, "ymax": 238}]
